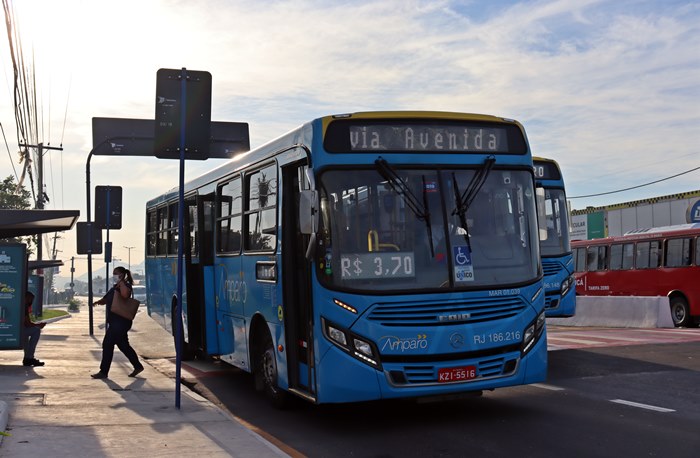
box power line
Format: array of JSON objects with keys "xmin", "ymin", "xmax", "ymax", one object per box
[
  {"xmin": 0, "ymin": 122, "xmax": 19, "ymax": 182},
  {"xmin": 569, "ymin": 166, "xmax": 700, "ymax": 199}
]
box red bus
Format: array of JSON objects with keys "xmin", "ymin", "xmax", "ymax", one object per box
[{"xmin": 572, "ymin": 223, "xmax": 700, "ymax": 327}]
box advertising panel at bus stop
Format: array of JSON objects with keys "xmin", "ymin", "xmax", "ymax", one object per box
[{"xmin": 0, "ymin": 243, "xmax": 27, "ymax": 350}]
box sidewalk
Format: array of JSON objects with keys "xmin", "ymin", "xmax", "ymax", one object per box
[{"xmin": 0, "ymin": 305, "xmax": 289, "ymax": 457}]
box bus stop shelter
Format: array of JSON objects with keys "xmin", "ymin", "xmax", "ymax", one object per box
[
  {"xmin": 0, "ymin": 209, "xmax": 79, "ymax": 238},
  {"xmin": 0, "ymin": 209, "xmax": 79, "ymax": 350}
]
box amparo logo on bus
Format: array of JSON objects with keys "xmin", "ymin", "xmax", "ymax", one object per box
[{"xmin": 380, "ymin": 334, "xmax": 429, "ymax": 352}]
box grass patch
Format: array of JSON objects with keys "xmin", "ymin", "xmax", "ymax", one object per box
[{"xmin": 36, "ymin": 309, "xmax": 69, "ymax": 321}]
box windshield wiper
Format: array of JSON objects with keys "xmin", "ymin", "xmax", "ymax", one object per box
[
  {"xmin": 451, "ymin": 156, "xmax": 496, "ymax": 249},
  {"xmin": 375, "ymin": 157, "xmax": 435, "ymax": 256}
]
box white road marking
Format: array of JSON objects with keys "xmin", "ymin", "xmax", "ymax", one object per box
[
  {"xmin": 547, "ymin": 336, "xmax": 607, "ymax": 345},
  {"xmin": 560, "ymin": 333, "xmax": 649, "ymax": 342},
  {"xmin": 531, "ymin": 383, "xmax": 565, "ymax": 391},
  {"xmin": 610, "ymin": 399, "xmax": 675, "ymax": 413}
]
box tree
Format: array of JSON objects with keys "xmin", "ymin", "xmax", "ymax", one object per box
[
  {"xmin": 0, "ymin": 175, "xmax": 36, "ymax": 252},
  {"xmin": 0, "ymin": 175, "xmax": 32, "ymax": 209}
]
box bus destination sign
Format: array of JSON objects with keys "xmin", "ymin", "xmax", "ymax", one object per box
[
  {"xmin": 348, "ymin": 124, "xmax": 509, "ymax": 153},
  {"xmin": 533, "ymin": 161, "xmax": 561, "ymax": 180}
]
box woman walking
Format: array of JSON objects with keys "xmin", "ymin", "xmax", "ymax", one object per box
[{"xmin": 91, "ymin": 266, "xmax": 144, "ymax": 379}]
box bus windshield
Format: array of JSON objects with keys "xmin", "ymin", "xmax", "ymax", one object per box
[
  {"xmin": 317, "ymin": 167, "xmax": 540, "ymax": 291},
  {"xmin": 539, "ymin": 188, "xmax": 571, "ymax": 257}
]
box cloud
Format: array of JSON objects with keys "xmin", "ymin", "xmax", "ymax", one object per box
[{"xmin": 1, "ymin": 0, "xmax": 699, "ymax": 270}]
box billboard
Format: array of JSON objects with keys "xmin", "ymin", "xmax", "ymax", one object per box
[{"xmin": 0, "ymin": 243, "xmax": 27, "ymax": 350}]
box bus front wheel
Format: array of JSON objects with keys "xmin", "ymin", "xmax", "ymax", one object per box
[
  {"xmin": 256, "ymin": 334, "xmax": 289, "ymax": 409},
  {"xmin": 670, "ymin": 297, "xmax": 691, "ymax": 327}
]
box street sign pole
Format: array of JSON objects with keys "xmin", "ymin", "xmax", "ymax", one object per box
[{"xmin": 175, "ymin": 67, "xmax": 187, "ymax": 410}]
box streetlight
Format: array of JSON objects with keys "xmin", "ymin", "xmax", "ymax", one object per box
[{"xmin": 123, "ymin": 246, "xmax": 135, "ymax": 271}]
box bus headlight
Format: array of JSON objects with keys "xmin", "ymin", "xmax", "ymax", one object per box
[
  {"xmin": 521, "ymin": 310, "xmax": 546, "ymax": 355},
  {"xmin": 560, "ymin": 276, "xmax": 574, "ymax": 297},
  {"xmin": 322, "ymin": 318, "xmax": 382, "ymax": 369},
  {"xmin": 354, "ymin": 338, "xmax": 373, "ymax": 357},
  {"xmin": 328, "ymin": 325, "xmax": 347, "ymax": 346}
]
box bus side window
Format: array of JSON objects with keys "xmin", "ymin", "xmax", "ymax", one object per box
[
  {"xmin": 665, "ymin": 238, "xmax": 691, "ymax": 267},
  {"xmin": 622, "ymin": 243, "xmax": 634, "ymax": 270},
  {"xmin": 575, "ymin": 247, "xmax": 586, "ymax": 272},
  {"xmin": 587, "ymin": 246, "xmax": 607, "ymax": 271},
  {"xmin": 598, "ymin": 246, "xmax": 608, "ymax": 270},
  {"xmin": 586, "ymin": 247, "xmax": 597, "ymax": 271},
  {"xmin": 649, "ymin": 241, "xmax": 661, "ymax": 268},
  {"xmin": 610, "ymin": 244, "xmax": 622, "ymax": 270},
  {"xmin": 217, "ymin": 177, "xmax": 242, "ymax": 254},
  {"xmin": 636, "ymin": 242, "xmax": 650, "ymax": 269},
  {"xmin": 157, "ymin": 206, "xmax": 168, "ymax": 256},
  {"xmin": 147, "ymin": 209, "xmax": 157, "ymax": 256},
  {"xmin": 636, "ymin": 241, "xmax": 660, "ymax": 269},
  {"xmin": 168, "ymin": 202, "xmax": 179, "ymax": 255}
]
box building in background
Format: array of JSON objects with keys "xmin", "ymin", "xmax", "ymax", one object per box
[{"xmin": 571, "ymin": 190, "xmax": 700, "ymax": 240}]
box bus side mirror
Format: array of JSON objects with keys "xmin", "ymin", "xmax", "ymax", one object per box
[
  {"xmin": 299, "ymin": 190, "xmax": 319, "ymax": 235},
  {"xmin": 536, "ymin": 186, "xmax": 548, "ymax": 241}
]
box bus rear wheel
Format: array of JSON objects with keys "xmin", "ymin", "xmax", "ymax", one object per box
[
  {"xmin": 257, "ymin": 334, "xmax": 289, "ymax": 409},
  {"xmin": 670, "ymin": 297, "xmax": 691, "ymax": 327}
]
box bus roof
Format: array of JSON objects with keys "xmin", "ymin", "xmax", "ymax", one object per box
[{"xmin": 572, "ymin": 223, "xmax": 700, "ymax": 246}]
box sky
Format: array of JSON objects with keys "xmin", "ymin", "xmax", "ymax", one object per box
[{"xmin": 1, "ymin": 0, "xmax": 699, "ymax": 283}]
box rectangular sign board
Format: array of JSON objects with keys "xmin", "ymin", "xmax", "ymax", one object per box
[
  {"xmin": 76, "ymin": 222, "xmax": 103, "ymax": 254},
  {"xmin": 155, "ymin": 68, "xmax": 212, "ymax": 159},
  {"xmin": 92, "ymin": 118, "xmax": 156, "ymax": 157},
  {"xmin": 94, "ymin": 186, "xmax": 123, "ymax": 230},
  {"xmin": 0, "ymin": 243, "xmax": 27, "ymax": 350},
  {"xmin": 92, "ymin": 118, "xmax": 249, "ymax": 159}
]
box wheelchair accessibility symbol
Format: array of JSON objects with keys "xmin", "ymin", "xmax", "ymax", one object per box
[{"xmin": 453, "ymin": 246, "xmax": 474, "ymax": 282}]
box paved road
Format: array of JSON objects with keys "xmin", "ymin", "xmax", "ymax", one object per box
[{"xmin": 137, "ymin": 322, "xmax": 700, "ymax": 458}]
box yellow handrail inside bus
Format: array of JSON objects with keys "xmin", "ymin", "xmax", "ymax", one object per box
[{"xmin": 368, "ymin": 229, "xmax": 400, "ymax": 252}]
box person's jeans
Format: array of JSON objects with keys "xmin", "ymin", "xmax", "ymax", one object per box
[
  {"xmin": 23, "ymin": 326, "xmax": 41, "ymax": 360},
  {"xmin": 99, "ymin": 318, "xmax": 141, "ymax": 375}
]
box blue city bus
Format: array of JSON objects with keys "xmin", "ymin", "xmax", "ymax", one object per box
[
  {"xmin": 533, "ymin": 157, "xmax": 576, "ymax": 317},
  {"xmin": 146, "ymin": 111, "xmax": 547, "ymax": 405}
]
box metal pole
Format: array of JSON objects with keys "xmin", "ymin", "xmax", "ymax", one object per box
[
  {"xmin": 86, "ymin": 152, "xmax": 94, "ymax": 336},
  {"xmin": 175, "ymin": 67, "xmax": 187, "ymax": 410},
  {"xmin": 123, "ymin": 246, "xmax": 134, "ymax": 271},
  {"xmin": 70, "ymin": 256, "xmax": 75, "ymax": 295},
  {"xmin": 37, "ymin": 143, "xmax": 43, "ymax": 265}
]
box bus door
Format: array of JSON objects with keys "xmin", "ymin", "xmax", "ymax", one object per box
[
  {"xmin": 183, "ymin": 194, "xmax": 213, "ymax": 357},
  {"xmin": 281, "ymin": 161, "xmax": 316, "ymax": 398}
]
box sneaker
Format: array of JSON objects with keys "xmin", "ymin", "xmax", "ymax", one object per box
[
  {"xmin": 30, "ymin": 359, "xmax": 45, "ymax": 367},
  {"xmin": 128, "ymin": 366, "xmax": 144, "ymax": 378},
  {"xmin": 22, "ymin": 359, "xmax": 32, "ymax": 366},
  {"xmin": 23, "ymin": 358, "xmax": 44, "ymax": 367},
  {"xmin": 91, "ymin": 371, "xmax": 108, "ymax": 379}
]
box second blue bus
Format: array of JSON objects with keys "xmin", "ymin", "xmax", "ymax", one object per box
[{"xmin": 533, "ymin": 157, "xmax": 576, "ymax": 317}]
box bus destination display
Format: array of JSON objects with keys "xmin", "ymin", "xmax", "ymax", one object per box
[
  {"xmin": 533, "ymin": 161, "xmax": 561, "ymax": 180},
  {"xmin": 348, "ymin": 124, "xmax": 508, "ymax": 153}
]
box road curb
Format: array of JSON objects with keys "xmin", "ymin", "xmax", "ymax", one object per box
[{"xmin": 0, "ymin": 400, "xmax": 8, "ymax": 445}]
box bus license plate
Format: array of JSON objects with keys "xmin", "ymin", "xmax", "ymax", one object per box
[{"xmin": 438, "ymin": 366, "xmax": 477, "ymax": 383}]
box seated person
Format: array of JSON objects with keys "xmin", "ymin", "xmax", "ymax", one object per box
[{"xmin": 23, "ymin": 291, "xmax": 46, "ymax": 367}]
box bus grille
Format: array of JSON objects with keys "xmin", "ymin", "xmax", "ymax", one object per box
[
  {"xmin": 367, "ymin": 297, "xmax": 527, "ymax": 327},
  {"xmin": 541, "ymin": 259, "xmax": 562, "ymax": 276}
]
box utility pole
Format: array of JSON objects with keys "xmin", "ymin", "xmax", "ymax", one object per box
[
  {"xmin": 19, "ymin": 142, "xmax": 64, "ymax": 263},
  {"xmin": 123, "ymin": 245, "xmax": 135, "ymax": 271}
]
